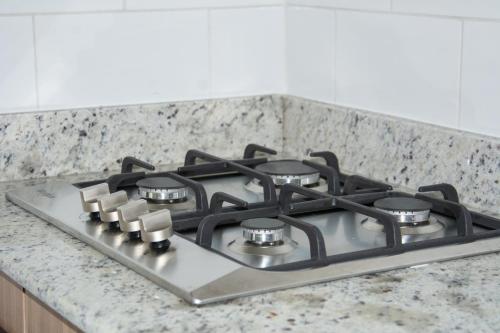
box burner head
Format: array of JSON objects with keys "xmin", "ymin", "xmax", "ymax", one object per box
[
  {"xmin": 373, "ymin": 197, "xmax": 432, "ymax": 225},
  {"xmin": 136, "ymin": 177, "xmax": 188, "ymax": 202},
  {"xmin": 241, "ymin": 218, "xmax": 285, "ymax": 245},
  {"xmin": 254, "ymin": 160, "xmax": 320, "ymax": 186}
]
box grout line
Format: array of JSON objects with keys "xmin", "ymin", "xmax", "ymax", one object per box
[
  {"xmin": 283, "ymin": 2, "xmax": 288, "ymax": 97},
  {"xmin": 122, "ymin": 0, "xmax": 127, "ymax": 11},
  {"xmin": 332, "ymin": 10, "xmax": 337, "ymax": 103},
  {"xmin": 457, "ymin": 20, "xmax": 465, "ymax": 129},
  {"xmin": 280, "ymin": 5, "xmax": 500, "ymax": 23},
  {"xmin": 390, "ymin": 0, "xmax": 393, "ymax": 11},
  {"xmin": 207, "ymin": 9, "xmax": 213, "ymax": 97},
  {"xmin": 31, "ymin": 15, "xmax": 40, "ymax": 109},
  {"xmin": 0, "ymin": 4, "xmax": 284, "ymax": 16}
]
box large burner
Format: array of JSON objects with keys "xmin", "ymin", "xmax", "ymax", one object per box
[
  {"xmin": 136, "ymin": 177, "xmax": 188, "ymax": 203},
  {"xmin": 254, "ymin": 160, "xmax": 320, "ymax": 186},
  {"xmin": 373, "ymin": 197, "xmax": 432, "ymax": 225}
]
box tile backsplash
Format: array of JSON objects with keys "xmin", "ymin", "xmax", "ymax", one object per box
[
  {"xmin": 0, "ymin": 0, "xmax": 499, "ymax": 138},
  {"xmin": 287, "ymin": 1, "xmax": 500, "ymax": 138}
]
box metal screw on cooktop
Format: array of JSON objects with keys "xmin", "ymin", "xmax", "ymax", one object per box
[
  {"xmin": 79, "ymin": 183, "xmax": 110, "ymax": 220},
  {"xmin": 139, "ymin": 209, "xmax": 174, "ymax": 252},
  {"xmin": 97, "ymin": 191, "xmax": 128, "ymax": 229},
  {"xmin": 117, "ymin": 199, "xmax": 149, "ymax": 240}
]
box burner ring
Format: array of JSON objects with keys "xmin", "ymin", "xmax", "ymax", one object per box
[
  {"xmin": 254, "ymin": 160, "xmax": 320, "ymax": 186},
  {"xmin": 136, "ymin": 177, "xmax": 188, "ymax": 202},
  {"xmin": 374, "ymin": 197, "xmax": 432, "ymax": 225},
  {"xmin": 241, "ymin": 218, "xmax": 285, "ymax": 245}
]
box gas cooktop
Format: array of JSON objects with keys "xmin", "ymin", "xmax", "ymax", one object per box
[{"xmin": 6, "ymin": 144, "xmax": 500, "ymax": 304}]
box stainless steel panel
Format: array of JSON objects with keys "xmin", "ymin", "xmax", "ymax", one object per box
[{"xmin": 6, "ymin": 181, "xmax": 500, "ymax": 305}]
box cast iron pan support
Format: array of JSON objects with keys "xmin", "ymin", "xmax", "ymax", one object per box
[
  {"xmin": 195, "ymin": 207, "xmax": 280, "ymax": 247},
  {"xmin": 277, "ymin": 215, "xmax": 327, "ymax": 261},
  {"xmin": 310, "ymin": 151, "xmax": 341, "ymax": 176},
  {"xmin": 334, "ymin": 197, "xmax": 402, "ymax": 249},
  {"xmin": 181, "ymin": 150, "xmax": 278, "ymax": 205},
  {"xmin": 418, "ymin": 183, "xmax": 460, "ymax": 203},
  {"xmin": 121, "ymin": 156, "xmax": 155, "ymax": 173},
  {"xmin": 210, "ymin": 192, "xmax": 248, "ymax": 214},
  {"xmin": 195, "ymin": 209, "xmax": 327, "ymax": 263},
  {"xmin": 343, "ymin": 175, "xmax": 393, "ymax": 195},
  {"xmin": 303, "ymin": 160, "xmax": 342, "ymax": 195},
  {"xmin": 415, "ymin": 191, "xmax": 473, "ymax": 237},
  {"xmin": 243, "ymin": 143, "xmax": 277, "ymax": 159},
  {"xmin": 279, "ymin": 184, "xmax": 334, "ymax": 214},
  {"xmin": 162, "ymin": 172, "xmax": 209, "ymax": 214}
]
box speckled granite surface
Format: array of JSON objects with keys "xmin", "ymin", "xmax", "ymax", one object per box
[
  {"xmin": 1, "ymin": 174, "xmax": 500, "ymax": 333},
  {"xmin": 0, "ymin": 95, "xmax": 283, "ymax": 182},
  {"xmin": 283, "ymin": 96, "xmax": 500, "ymax": 214}
]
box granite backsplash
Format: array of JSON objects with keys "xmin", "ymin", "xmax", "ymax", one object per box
[
  {"xmin": 283, "ymin": 96, "xmax": 500, "ymax": 213},
  {"xmin": 1, "ymin": 94, "xmax": 498, "ymax": 213},
  {"xmin": 0, "ymin": 95, "xmax": 284, "ymax": 181}
]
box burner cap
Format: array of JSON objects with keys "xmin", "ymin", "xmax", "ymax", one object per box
[
  {"xmin": 255, "ymin": 160, "xmax": 320, "ymax": 186},
  {"xmin": 241, "ymin": 218, "xmax": 285, "ymax": 245},
  {"xmin": 136, "ymin": 177, "xmax": 188, "ymax": 202},
  {"xmin": 373, "ymin": 197, "xmax": 432, "ymax": 225}
]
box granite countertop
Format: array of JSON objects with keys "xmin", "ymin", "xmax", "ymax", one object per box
[{"xmin": 1, "ymin": 174, "xmax": 500, "ymax": 333}]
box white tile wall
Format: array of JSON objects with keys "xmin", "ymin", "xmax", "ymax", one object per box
[
  {"xmin": 36, "ymin": 11, "xmax": 210, "ymax": 109},
  {"xmin": 0, "ymin": 0, "xmax": 122, "ymax": 14},
  {"xmin": 336, "ymin": 11, "xmax": 462, "ymax": 128},
  {"xmin": 287, "ymin": 0, "xmax": 391, "ymax": 11},
  {"xmin": 210, "ymin": 7, "xmax": 285, "ymax": 96},
  {"xmin": 287, "ymin": 7, "xmax": 335, "ymax": 102},
  {"xmin": 0, "ymin": 16, "xmax": 37, "ymax": 111},
  {"xmin": 126, "ymin": 0, "xmax": 283, "ymax": 10},
  {"xmin": 0, "ymin": 0, "xmax": 499, "ymax": 138},
  {"xmin": 393, "ymin": 0, "xmax": 500, "ymax": 20},
  {"xmin": 461, "ymin": 21, "xmax": 500, "ymax": 137}
]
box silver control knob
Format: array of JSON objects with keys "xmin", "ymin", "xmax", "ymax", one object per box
[
  {"xmin": 117, "ymin": 199, "xmax": 149, "ymax": 235},
  {"xmin": 139, "ymin": 209, "xmax": 173, "ymax": 251},
  {"xmin": 97, "ymin": 191, "xmax": 128, "ymax": 223},
  {"xmin": 79, "ymin": 183, "xmax": 110, "ymax": 213},
  {"xmin": 241, "ymin": 218, "xmax": 285, "ymax": 246}
]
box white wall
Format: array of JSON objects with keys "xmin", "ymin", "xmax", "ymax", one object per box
[
  {"xmin": 0, "ymin": 0, "xmax": 285, "ymax": 112},
  {"xmin": 286, "ymin": 0, "xmax": 500, "ymax": 138},
  {"xmin": 1, "ymin": 0, "xmax": 499, "ymax": 138}
]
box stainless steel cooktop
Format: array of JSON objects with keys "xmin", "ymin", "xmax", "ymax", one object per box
[{"xmin": 6, "ymin": 144, "xmax": 500, "ymax": 305}]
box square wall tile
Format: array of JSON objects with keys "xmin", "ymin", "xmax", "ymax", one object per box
[
  {"xmin": 36, "ymin": 11, "xmax": 210, "ymax": 109},
  {"xmin": 287, "ymin": 0, "xmax": 391, "ymax": 11},
  {"xmin": 287, "ymin": 7, "xmax": 335, "ymax": 102},
  {"xmin": 393, "ymin": 0, "xmax": 500, "ymax": 20},
  {"xmin": 0, "ymin": 0, "xmax": 122, "ymax": 14},
  {"xmin": 210, "ymin": 7, "xmax": 285, "ymax": 96},
  {"xmin": 336, "ymin": 11, "xmax": 461, "ymax": 128},
  {"xmin": 126, "ymin": 0, "xmax": 283, "ymax": 10},
  {"xmin": 461, "ymin": 21, "xmax": 500, "ymax": 137},
  {"xmin": 0, "ymin": 17, "xmax": 37, "ymax": 111}
]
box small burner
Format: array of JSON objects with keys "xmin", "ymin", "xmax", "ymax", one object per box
[
  {"xmin": 136, "ymin": 177, "xmax": 188, "ymax": 203},
  {"xmin": 373, "ymin": 197, "xmax": 432, "ymax": 225},
  {"xmin": 241, "ymin": 218, "xmax": 285, "ymax": 246},
  {"xmin": 254, "ymin": 160, "xmax": 320, "ymax": 186}
]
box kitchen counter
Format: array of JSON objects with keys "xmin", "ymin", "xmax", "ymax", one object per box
[{"xmin": 1, "ymin": 174, "xmax": 500, "ymax": 333}]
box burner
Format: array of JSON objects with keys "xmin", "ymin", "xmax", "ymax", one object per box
[
  {"xmin": 373, "ymin": 197, "xmax": 432, "ymax": 225},
  {"xmin": 254, "ymin": 160, "xmax": 320, "ymax": 186},
  {"xmin": 362, "ymin": 197, "xmax": 444, "ymax": 235},
  {"xmin": 228, "ymin": 218, "xmax": 296, "ymax": 256},
  {"xmin": 241, "ymin": 218, "xmax": 285, "ymax": 246},
  {"xmin": 136, "ymin": 177, "xmax": 188, "ymax": 203}
]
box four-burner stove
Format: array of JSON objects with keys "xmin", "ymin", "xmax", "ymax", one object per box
[{"xmin": 6, "ymin": 144, "xmax": 500, "ymax": 304}]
